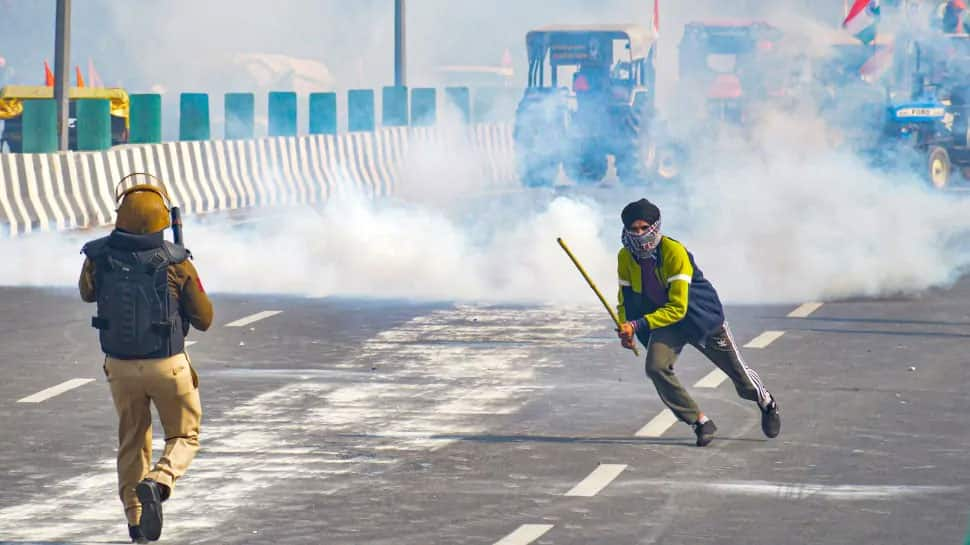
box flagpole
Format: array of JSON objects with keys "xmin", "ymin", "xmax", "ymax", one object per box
[{"xmin": 53, "ymin": 0, "xmax": 72, "ymax": 151}]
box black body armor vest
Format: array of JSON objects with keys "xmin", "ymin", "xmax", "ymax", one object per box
[{"xmin": 82, "ymin": 230, "xmax": 189, "ymax": 359}]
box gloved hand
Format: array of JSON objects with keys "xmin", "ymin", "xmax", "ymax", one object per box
[{"xmin": 616, "ymin": 321, "xmax": 636, "ymax": 350}]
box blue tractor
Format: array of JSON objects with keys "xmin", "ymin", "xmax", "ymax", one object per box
[
  {"xmin": 513, "ymin": 25, "xmax": 679, "ymax": 187},
  {"xmin": 883, "ymin": 33, "xmax": 970, "ymax": 188},
  {"xmin": 821, "ymin": 33, "xmax": 970, "ymax": 188}
]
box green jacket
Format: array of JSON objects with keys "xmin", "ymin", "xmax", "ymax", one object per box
[{"xmin": 617, "ymin": 236, "xmax": 725, "ymax": 343}]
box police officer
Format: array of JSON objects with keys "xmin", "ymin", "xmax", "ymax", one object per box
[{"xmin": 79, "ymin": 177, "xmax": 213, "ymax": 543}]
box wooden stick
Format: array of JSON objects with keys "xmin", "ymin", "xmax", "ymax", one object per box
[{"xmin": 557, "ymin": 237, "xmax": 640, "ymax": 357}]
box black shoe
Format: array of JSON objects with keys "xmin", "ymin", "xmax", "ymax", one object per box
[
  {"xmin": 136, "ymin": 479, "xmax": 163, "ymax": 541},
  {"xmin": 693, "ymin": 419, "xmax": 717, "ymax": 447},
  {"xmin": 761, "ymin": 399, "xmax": 781, "ymax": 438},
  {"xmin": 129, "ymin": 525, "xmax": 148, "ymax": 544}
]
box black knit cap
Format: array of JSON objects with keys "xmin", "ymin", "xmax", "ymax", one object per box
[{"xmin": 621, "ymin": 198, "xmax": 661, "ymax": 228}]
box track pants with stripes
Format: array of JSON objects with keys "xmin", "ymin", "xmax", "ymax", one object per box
[{"xmin": 643, "ymin": 322, "xmax": 771, "ymax": 425}]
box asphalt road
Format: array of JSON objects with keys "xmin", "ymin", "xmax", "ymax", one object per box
[{"xmin": 1, "ymin": 276, "xmax": 969, "ymax": 544}]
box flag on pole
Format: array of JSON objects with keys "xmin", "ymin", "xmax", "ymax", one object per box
[
  {"xmin": 44, "ymin": 61, "xmax": 54, "ymax": 86},
  {"xmin": 88, "ymin": 58, "xmax": 104, "ymax": 87},
  {"xmin": 843, "ymin": 0, "xmax": 881, "ymax": 44},
  {"xmin": 859, "ymin": 43, "xmax": 894, "ymax": 83},
  {"xmin": 75, "ymin": 65, "xmax": 85, "ymax": 87},
  {"xmin": 647, "ymin": 0, "xmax": 659, "ymax": 91}
]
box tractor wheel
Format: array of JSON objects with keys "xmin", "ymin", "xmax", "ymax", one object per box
[
  {"xmin": 565, "ymin": 151, "xmax": 608, "ymax": 185},
  {"xmin": 927, "ymin": 146, "xmax": 952, "ymax": 189},
  {"xmin": 616, "ymin": 142, "xmax": 684, "ymax": 186},
  {"xmin": 614, "ymin": 149, "xmax": 646, "ymax": 186},
  {"xmin": 653, "ymin": 143, "xmax": 685, "ymax": 183}
]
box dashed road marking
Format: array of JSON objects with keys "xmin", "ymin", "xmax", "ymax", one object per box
[
  {"xmin": 694, "ymin": 369, "xmax": 728, "ymax": 389},
  {"xmin": 225, "ymin": 310, "xmax": 282, "ymax": 328},
  {"xmin": 565, "ymin": 463, "xmax": 627, "ymax": 497},
  {"xmin": 787, "ymin": 302, "xmax": 823, "ymax": 318},
  {"xmin": 493, "ymin": 524, "xmax": 554, "ymax": 545},
  {"xmin": 744, "ymin": 330, "xmax": 785, "ymax": 349},
  {"xmin": 635, "ymin": 409, "xmax": 678, "ymax": 437},
  {"xmin": 17, "ymin": 378, "xmax": 96, "ymax": 403}
]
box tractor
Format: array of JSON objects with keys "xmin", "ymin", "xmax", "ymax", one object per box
[
  {"xmin": 677, "ymin": 21, "xmax": 790, "ymax": 126},
  {"xmin": 818, "ymin": 32, "xmax": 970, "ymax": 188},
  {"xmin": 513, "ymin": 25, "xmax": 678, "ymax": 187},
  {"xmin": 882, "ymin": 33, "xmax": 970, "ymax": 188}
]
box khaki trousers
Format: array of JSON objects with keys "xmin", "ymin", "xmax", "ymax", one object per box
[
  {"xmin": 644, "ymin": 323, "xmax": 771, "ymax": 425},
  {"xmin": 104, "ymin": 353, "xmax": 202, "ymax": 526}
]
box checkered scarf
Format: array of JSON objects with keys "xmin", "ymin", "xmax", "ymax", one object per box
[{"xmin": 621, "ymin": 220, "xmax": 662, "ymax": 261}]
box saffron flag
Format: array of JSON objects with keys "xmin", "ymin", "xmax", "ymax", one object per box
[
  {"xmin": 44, "ymin": 61, "xmax": 54, "ymax": 86},
  {"xmin": 75, "ymin": 65, "xmax": 85, "ymax": 87},
  {"xmin": 843, "ymin": 0, "xmax": 881, "ymax": 44}
]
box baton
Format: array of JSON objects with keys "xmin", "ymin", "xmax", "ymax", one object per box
[
  {"xmin": 557, "ymin": 237, "xmax": 640, "ymax": 357},
  {"xmin": 171, "ymin": 206, "xmax": 183, "ymax": 246}
]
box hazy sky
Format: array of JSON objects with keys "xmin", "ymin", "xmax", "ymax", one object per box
[
  {"xmin": 0, "ymin": 0, "xmax": 848, "ymax": 137},
  {"xmin": 1, "ymin": 0, "xmax": 844, "ymax": 91}
]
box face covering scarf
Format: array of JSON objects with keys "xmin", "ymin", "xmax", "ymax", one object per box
[{"xmin": 621, "ymin": 220, "xmax": 662, "ymax": 261}]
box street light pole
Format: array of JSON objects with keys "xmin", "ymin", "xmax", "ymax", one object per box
[
  {"xmin": 53, "ymin": 0, "xmax": 72, "ymax": 151},
  {"xmin": 394, "ymin": 0, "xmax": 406, "ymax": 87}
]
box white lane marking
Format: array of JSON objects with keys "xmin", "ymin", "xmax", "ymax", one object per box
[
  {"xmin": 744, "ymin": 330, "xmax": 785, "ymax": 349},
  {"xmin": 694, "ymin": 369, "xmax": 728, "ymax": 389},
  {"xmin": 0, "ymin": 306, "xmax": 602, "ymax": 542},
  {"xmin": 565, "ymin": 464, "xmax": 627, "ymax": 497},
  {"xmin": 17, "ymin": 378, "xmax": 96, "ymax": 403},
  {"xmin": 624, "ymin": 479, "xmax": 961, "ymax": 500},
  {"xmin": 787, "ymin": 302, "xmax": 823, "ymax": 318},
  {"xmin": 635, "ymin": 409, "xmax": 678, "ymax": 437},
  {"xmin": 493, "ymin": 524, "xmax": 555, "ymax": 545},
  {"xmin": 185, "ymin": 340, "xmax": 197, "ymax": 347},
  {"xmin": 225, "ymin": 310, "xmax": 282, "ymax": 328}
]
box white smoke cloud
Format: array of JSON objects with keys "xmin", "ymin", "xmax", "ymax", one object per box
[{"xmin": 2, "ymin": 0, "xmax": 969, "ymax": 308}]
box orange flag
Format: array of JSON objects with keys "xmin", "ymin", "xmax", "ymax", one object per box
[
  {"xmin": 75, "ymin": 65, "xmax": 85, "ymax": 87},
  {"xmin": 44, "ymin": 61, "xmax": 54, "ymax": 86}
]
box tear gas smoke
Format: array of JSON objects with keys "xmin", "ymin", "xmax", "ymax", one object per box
[{"xmin": 1, "ymin": 1, "xmax": 968, "ymax": 306}]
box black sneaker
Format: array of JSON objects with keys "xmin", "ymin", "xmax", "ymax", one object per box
[
  {"xmin": 129, "ymin": 525, "xmax": 148, "ymax": 544},
  {"xmin": 693, "ymin": 419, "xmax": 717, "ymax": 447},
  {"xmin": 135, "ymin": 479, "xmax": 163, "ymax": 541},
  {"xmin": 761, "ymin": 399, "xmax": 781, "ymax": 438}
]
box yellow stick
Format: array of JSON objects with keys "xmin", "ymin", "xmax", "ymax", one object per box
[{"xmin": 557, "ymin": 237, "xmax": 640, "ymax": 357}]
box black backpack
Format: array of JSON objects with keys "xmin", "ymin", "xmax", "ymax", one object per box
[{"xmin": 83, "ymin": 234, "xmax": 189, "ymax": 359}]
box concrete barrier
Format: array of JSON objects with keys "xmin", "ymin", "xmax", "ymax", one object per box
[
  {"xmin": 0, "ymin": 122, "xmax": 515, "ymax": 236},
  {"xmin": 130, "ymin": 94, "xmax": 163, "ymax": 144},
  {"xmin": 268, "ymin": 92, "xmax": 298, "ymax": 137},
  {"xmin": 224, "ymin": 93, "xmax": 255, "ymax": 140},
  {"xmin": 179, "ymin": 93, "xmax": 210, "ymax": 141}
]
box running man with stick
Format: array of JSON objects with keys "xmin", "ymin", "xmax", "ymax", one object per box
[{"xmin": 613, "ymin": 198, "xmax": 780, "ymax": 446}]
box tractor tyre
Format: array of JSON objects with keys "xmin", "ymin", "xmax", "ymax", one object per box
[
  {"xmin": 927, "ymin": 146, "xmax": 952, "ymax": 189},
  {"xmin": 565, "ymin": 151, "xmax": 608, "ymax": 185},
  {"xmin": 652, "ymin": 143, "xmax": 685, "ymax": 184}
]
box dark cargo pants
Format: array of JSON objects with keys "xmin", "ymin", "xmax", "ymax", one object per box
[{"xmin": 643, "ymin": 322, "xmax": 771, "ymax": 424}]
